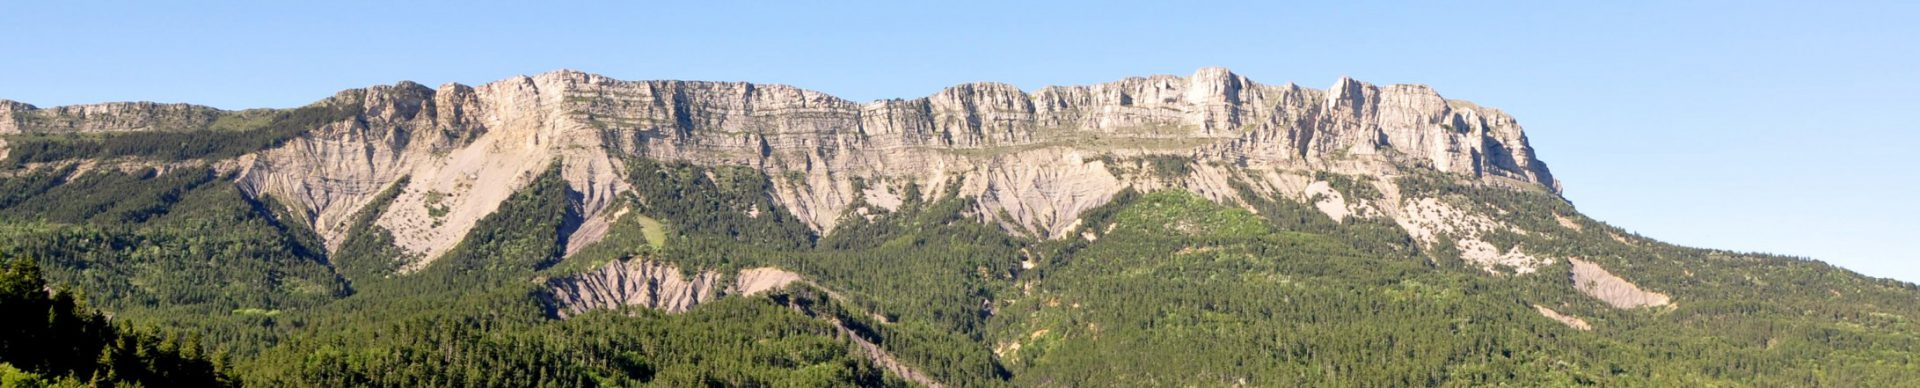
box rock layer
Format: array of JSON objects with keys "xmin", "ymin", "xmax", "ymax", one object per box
[
  {"xmin": 1569, "ymin": 258, "xmax": 1672, "ymax": 309},
  {"xmin": 542, "ymin": 259, "xmax": 803, "ymax": 318},
  {"xmin": 4, "ymin": 68, "xmax": 1560, "ymax": 271},
  {"xmin": 1532, "ymin": 304, "xmax": 1593, "ymax": 330},
  {"xmin": 0, "ymin": 100, "xmax": 228, "ymax": 134},
  {"xmin": 543, "ymin": 259, "xmax": 724, "ymax": 317}
]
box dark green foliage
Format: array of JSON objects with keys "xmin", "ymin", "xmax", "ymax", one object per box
[
  {"xmin": 545, "ymin": 206, "xmax": 667, "ymax": 275},
  {"xmin": 0, "ymin": 166, "xmax": 217, "ymax": 224},
  {"xmin": 2, "ymin": 152, "xmax": 1918, "ymax": 386},
  {"xmin": 313, "ymin": 164, "xmax": 571, "ymax": 308},
  {"xmin": 241, "ymin": 286, "xmax": 896, "ymax": 387},
  {"xmin": 769, "ymin": 193, "xmax": 1020, "ymax": 386},
  {"xmin": 621, "ymin": 164, "xmax": 1018, "ymax": 386},
  {"xmin": 0, "ymin": 258, "xmax": 229, "ymax": 386},
  {"xmin": 1392, "ymin": 170, "xmax": 1920, "ymax": 386},
  {"xmin": 398, "ymin": 164, "xmax": 574, "ymax": 291},
  {"xmin": 1229, "ymin": 176, "xmax": 1419, "ymax": 260},
  {"xmin": 232, "ymin": 164, "xmax": 897, "ymax": 387},
  {"xmin": 0, "ymin": 166, "xmax": 346, "ymax": 363},
  {"xmin": 1314, "ymin": 170, "xmax": 1385, "ymax": 201},
  {"xmin": 996, "ymin": 191, "xmax": 1608, "ymax": 385},
  {"xmin": 330, "ymin": 177, "xmax": 412, "ymax": 286},
  {"xmin": 1144, "ymin": 155, "xmax": 1193, "ymax": 180},
  {"xmin": 254, "ymin": 195, "xmax": 328, "ymax": 267},
  {"xmin": 1093, "ymin": 154, "xmax": 1196, "ymax": 181},
  {"xmin": 0, "ymin": 164, "xmax": 74, "ymax": 210},
  {"xmin": 0, "ymin": 167, "xmax": 346, "ymax": 313},
  {"xmin": 3, "ymin": 101, "xmax": 361, "ymax": 166},
  {"xmin": 625, "ymin": 159, "xmax": 814, "ymax": 250}
]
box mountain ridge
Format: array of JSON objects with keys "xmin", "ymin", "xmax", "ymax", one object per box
[
  {"xmin": 4, "ymin": 69, "xmax": 1920, "ymax": 386},
  {"xmin": 0, "ymin": 68, "xmax": 1562, "ymax": 275},
  {"xmin": 0, "ymin": 67, "xmax": 1556, "ymax": 193}
]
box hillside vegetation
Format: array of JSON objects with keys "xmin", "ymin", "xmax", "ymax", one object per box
[{"xmin": 0, "ymin": 160, "xmax": 1913, "ymax": 386}]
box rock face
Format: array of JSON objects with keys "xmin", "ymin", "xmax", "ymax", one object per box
[
  {"xmin": 2, "ymin": 68, "xmax": 1561, "ymax": 272},
  {"xmin": 233, "ymin": 84, "xmax": 481, "ymax": 253},
  {"xmin": 0, "ymin": 100, "xmax": 228, "ymax": 134},
  {"xmin": 1569, "ymin": 258, "xmax": 1672, "ymax": 309},
  {"xmin": 1533, "ymin": 304, "xmax": 1593, "ymax": 330},
  {"xmin": 542, "ymin": 259, "xmax": 802, "ymax": 318},
  {"xmin": 543, "ymin": 259, "xmax": 723, "ymax": 317},
  {"xmin": 734, "ymin": 267, "xmax": 806, "ymax": 296}
]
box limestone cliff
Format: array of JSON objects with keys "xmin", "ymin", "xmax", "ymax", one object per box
[
  {"xmin": 0, "ymin": 100, "xmax": 230, "ymax": 134},
  {"xmin": 0, "ymin": 68, "xmax": 1561, "ymax": 272}
]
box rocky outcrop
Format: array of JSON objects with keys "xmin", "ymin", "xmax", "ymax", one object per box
[
  {"xmin": 0, "ymin": 100, "xmax": 227, "ymax": 134},
  {"xmin": 830, "ymin": 316, "xmax": 944, "ymax": 388},
  {"xmin": 734, "ymin": 267, "xmax": 805, "ymax": 296},
  {"xmin": 1457, "ymin": 239, "xmax": 1551, "ymax": 275},
  {"xmin": 234, "ymin": 84, "xmax": 478, "ymax": 251},
  {"xmin": 233, "ymin": 77, "xmax": 631, "ymax": 266},
  {"xmin": 543, "ymin": 260, "xmax": 934, "ymax": 386},
  {"xmin": 542, "ymin": 259, "xmax": 804, "ymax": 318},
  {"xmin": 555, "ymin": 67, "xmax": 1557, "ymax": 242},
  {"xmin": 1533, "ymin": 304, "xmax": 1592, "ymax": 330},
  {"xmin": 1386, "ymin": 195, "xmax": 1552, "ymax": 274},
  {"xmin": 6, "ymin": 68, "xmax": 1562, "ymax": 272},
  {"xmin": 1569, "ymin": 258, "xmax": 1672, "ymax": 309},
  {"xmin": 543, "ymin": 259, "xmax": 724, "ymax": 317}
]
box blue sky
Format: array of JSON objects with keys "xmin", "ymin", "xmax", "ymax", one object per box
[{"xmin": 3, "ymin": 1, "xmax": 1916, "ymax": 282}]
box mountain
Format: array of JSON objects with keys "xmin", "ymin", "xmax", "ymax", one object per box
[{"xmin": 0, "ymin": 68, "xmax": 1914, "ymax": 386}]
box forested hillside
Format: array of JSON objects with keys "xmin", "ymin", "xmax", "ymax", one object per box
[
  {"xmin": 1, "ymin": 69, "xmax": 1916, "ymax": 386},
  {"xmin": 0, "ymin": 258, "xmax": 228, "ymax": 387},
  {"xmin": 0, "ymin": 158, "xmax": 1913, "ymax": 386}
]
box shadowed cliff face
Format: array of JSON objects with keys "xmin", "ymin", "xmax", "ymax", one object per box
[{"xmin": 0, "ymin": 68, "xmax": 1558, "ymax": 271}]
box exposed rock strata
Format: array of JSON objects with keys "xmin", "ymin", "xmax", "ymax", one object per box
[
  {"xmin": 544, "ymin": 260, "xmax": 936, "ymax": 386},
  {"xmin": 1533, "ymin": 304, "xmax": 1593, "ymax": 330},
  {"xmin": 0, "ymin": 100, "xmax": 227, "ymax": 134},
  {"xmin": 1457, "ymin": 239, "xmax": 1551, "ymax": 274},
  {"xmin": 829, "ymin": 316, "xmax": 944, "ymax": 388},
  {"xmin": 542, "ymin": 259, "xmax": 803, "ymax": 318},
  {"xmin": 1569, "ymin": 258, "xmax": 1673, "ymax": 309},
  {"xmin": 5, "ymin": 68, "xmax": 1560, "ymax": 272},
  {"xmin": 734, "ymin": 267, "xmax": 805, "ymax": 296}
]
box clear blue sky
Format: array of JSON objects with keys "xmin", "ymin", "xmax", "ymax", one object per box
[{"xmin": 3, "ymin": 1, "xmax": 1915, "ymax": 282}]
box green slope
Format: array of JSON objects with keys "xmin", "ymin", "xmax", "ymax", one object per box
[{"xmin": 0, "ymin": 160, "xmax": 1915, "ymax": 386}]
